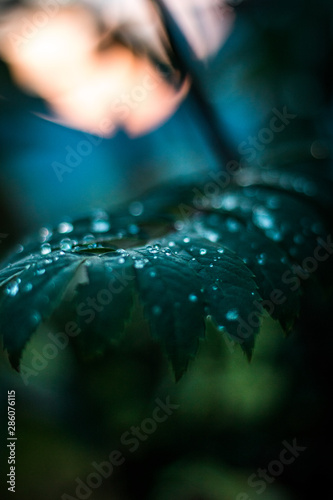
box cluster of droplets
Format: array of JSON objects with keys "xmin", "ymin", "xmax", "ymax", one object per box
[
  {"xmin": 260, "ymin": 171, "xmax": 317, "ymax": 197},
  {"xmin": 133, "ymin": 258, "xmax": 149, "ymax": 269},
  {"xmin": 142, "ymin": 244, "xmax": 173, "ymax": 261},
  {"xmin": 4, "ymin": 271, "xmax": 38, "ymax": 297},
  {"xmin": 256, "ymin": 253, "xmax": 267, "ymax": 266},
  {"xmin": 113, "ymin": 249, "xmax": 130, "ymax": 266}
]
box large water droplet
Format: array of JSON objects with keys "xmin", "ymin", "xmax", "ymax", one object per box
[
  {"xmin": 41, "ymin": 243, "xmax": 52, "ymax": 256},
  {"xmin": 39, "ymin": 227, "xmax": 53, "ymax": 242},
  {"xmin": 91, "ymin": 220, "xmax": 110, "ymax": 233},
  {"xmin": 199, "ymin": 248, "xmax": 207, "ymax": 256},
  {"xmin": 5, "ymin": 281, "xmax": 19, "ymax": 297},
  {"xmin": 14, "ymin": 244, "xmax": 24, "ymax": 254},
  {"xmin": 175, "ymin": 221, "xmax": 185, "ymax": 231},
  {"xmin": 60, "ymin": 238, "xmax": 73, "ymax": 251},
  {"xmin": 183, "ymin": 237, "xmax": 190, "ymax": 244},
  {"xmin": 82, "ymin": 234, "xmax": 96, "ymax": 244},
  {"xmin": 221, "ymin": 194, "xmax": 238, "ymax": 211},
  {"xmin": 129, "ymin": 201, "xmax": 144, "ymax": 217},
  {"xmin": 253, "ymin": 207, "xmax": 274, "ymax": 230},
  {"xmin": 58, "ymin": 222, "xmax": 74, "ymax": 234}
]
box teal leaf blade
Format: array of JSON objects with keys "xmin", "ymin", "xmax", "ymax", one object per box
[
  {"xmin": 189, "ymin": 212, "xmax": 302, "ymax": 332},
  {"xmin": 0, "ymin": 251, "xmax": 85, "ymax": 369},
  {"xmin": 158, "ymin": 235, "xmax": 262, "ymax": 358},
  {"xmin": 131, "ymin": 245, "xmax": 206, "ymax": 380},
  {"xmin": 71, "ymin": 253, "xmax": 136, "ymax": 359}
]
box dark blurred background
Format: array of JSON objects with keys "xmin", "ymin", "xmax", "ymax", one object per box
[{"xmin": 0, "ymin": 1, "xmax": 333, "ymax": 499}]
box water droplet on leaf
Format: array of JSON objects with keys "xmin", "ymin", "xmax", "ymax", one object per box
[
  {"xmin": 129, "ymin": 201, "xmax": 144, "ymax": 217},
  {"xmin": 91, "ymin": 220, "xmax": 110, "ymax": 233},
  {"xmin": 134, "ymin": 259, "xmax": 146, "ymax": 269},
  {"xmin": 23, "ymin": 283, "xmax": 33, "ymax": 293},
  {"xmin": 58, "ymin": 222, "xmax": 74, "ymax": 234},
  {"xmin": 41, "ymin": 243, "xmax": 52, "ymax": 255},
  {"xmin": 5, "ymin": 281, "xmax": 19, "ymax": 297},
  {"xmin": 60, "ymin": 238, "xmax": 73, "ymax": 251},
  {"xmin": 226, "ymin": 309, "xmax": 239, "ymax": 321}
]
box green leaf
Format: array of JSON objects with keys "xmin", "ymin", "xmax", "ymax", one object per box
[
  {"xmin": 71, "ymin": 253, "xmax": 136, "ymax": 359},
  {"xmin": 0, "ymin": 166, "xmax": 332, "ymax": 379},
  {"xmin": 160, "ymin": 235, "xmax": 262, "ymax": 358},
  {"xmin": 209, "ymin": 186, "xmax": 329, "ymax": 268},
  {"xmin": 189, "ymin": 212, "xmax": 301, "ymax": 332},
  {"xmin": 0, "ymin": 251, "xmax": 85, "ymax": 369},
  {"xmin": 132, "ymin": 245, "xmax": 206, "ymax": 380}
]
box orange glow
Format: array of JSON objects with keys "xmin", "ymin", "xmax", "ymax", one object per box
[{"xmin": 0, "ymin": 1, "xmax": 232, "ymax": 137}]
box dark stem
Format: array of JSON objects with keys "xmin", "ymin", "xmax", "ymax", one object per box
[{"xmin": 153, "ymin": 0, "xmax": 238, "ymax": 167}]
